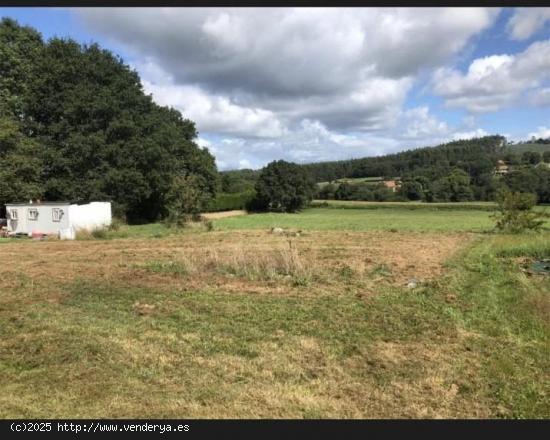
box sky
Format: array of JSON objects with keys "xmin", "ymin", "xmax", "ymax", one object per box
[{"xmin": 1, "ymin": 7, "xmax": 549, "ymax": 170}]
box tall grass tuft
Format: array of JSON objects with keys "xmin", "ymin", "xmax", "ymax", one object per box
[{"xmin": 139, "ymin": 244, "xmax": 314, "ymax": 285}]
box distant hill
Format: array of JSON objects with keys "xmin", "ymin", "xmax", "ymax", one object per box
[
  {"xmin": 224, "ymin": 136, "xmax": 509, "ymax": 185},
  {"xmin": 301, "ymin": 136, "xmax": 507, "ymax": 183},
  {"xmin": 222, "ymin": 135, "xmax": 550, "ymax": 204}
]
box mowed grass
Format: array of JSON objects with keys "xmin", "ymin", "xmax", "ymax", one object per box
[
  {"xmin": 0, "ymin": 231, "xmax": 548, "ymax": 418},
  {"xmin": 0, "ymin": 207, "xmax": 548, "ymax": 418},
  {"xmin": 312, "ymin": 199, "xmax": 500, "ymax": 210},
  {"xmin": 214, "ymin": 207, "xmax": 498, "ymax": 232}
]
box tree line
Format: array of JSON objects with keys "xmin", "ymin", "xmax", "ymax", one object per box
[
  {"xmin": 225, "ymin": 137, "xmax": 550, "ymax": 207},
  {"xmin": 0, "ymin": 18, "xmax": 218, "ymax": 223}
]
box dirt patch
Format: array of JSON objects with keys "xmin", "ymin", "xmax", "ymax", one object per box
[
  {"xmin": 1, "ymin": 230, "xmax": 473, "ymax": 299},
  {"xmin": 202, "ymin": 210, "xmax": 247, "ymax": 220}
]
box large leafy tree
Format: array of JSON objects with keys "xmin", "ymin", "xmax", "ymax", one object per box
[
  {"xmin": 0, "ymin": 116, "xmax": 44, "ymax": 212},
  {"xmin": 431, "ymin": 169, "xmax": 474, "ymax": 202},
  {"xmin": 0, "ymin": 18, "xmax": 219, "ymax": 222},
  {"xmin": 252, "ymin": 160, "xmax": 316, "ymax": 212},
  {"xmin": 0, "ymin": 18, "xmax": 43, "ymax": 119}
]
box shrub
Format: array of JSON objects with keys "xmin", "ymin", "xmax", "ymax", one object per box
[
  {"xmin": 108, "ymin": 217, "xmax": 125, "ymax": 231},
  {"xmin": 206, "ymin": 190, "xmax": 256, "ymax": 212},
  {"xmin": 164, "ymin": 174, "xmax": 211, "ymax": 227},
  {"xmin": 202, "ymin": 218, "xmax": 214, "ymax": 231},
  {"xmin": 91, "ymin": 228, "xmax": 108, "ymax": 239},
  {"xmin": 492, "ymin": 190, "xmax": 548, "ymax": 233}
]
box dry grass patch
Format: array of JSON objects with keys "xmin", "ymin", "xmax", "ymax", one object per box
[{"xmin": 0, "ymin": 230, "xmax": 472, "ymax": 300}]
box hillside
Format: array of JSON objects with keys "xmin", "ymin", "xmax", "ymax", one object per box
[
  {"xmin": 301, "ymin": 136, "xmax": 507, "ymax": 183},
  {"xmin": 225, "ymin": 136, "xmax": 507, "ymax": 185},
  {"xmin": 508, "ymin": 142, "xmax": 550, "ymax": 154}
]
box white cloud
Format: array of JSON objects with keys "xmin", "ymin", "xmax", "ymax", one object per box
[
  {"xmin": 401, "ymin": 106, "xmax": 449, "ymax": 139},
  {"xmin": 433, "ymin": 39, "xmax": 550, "ymax": 112},
  {"xmin": 196, "ymin": 137, "xmax": 212, "ymax": 148},
  {"xmin": 507, "ymin": 7, "xmax": 550, "ymax": 41},
  {"xmin": 141, "ymin": 77, "xmax": 287, "ymax": 138},
  {"xmin": 208, "ymin": 109, "xmax": 490, "ymax": 170},
  {"xmin": 79, "ymin": 7, "xmax": 498, "ymax": 131},
  {"xmin": 528, "ymin": 126, "xmax": 550, "ymax": 139},
  {"xmin": 81, "ymin": 8, "xmax": 497, "ymax": 93},
  {"xmin": 73, "ymin": 7, "xmax": 515, "ymax": 168},
  {"xmin": 451, "ymin": 128, "xmax": 488, "ymax": 140}
]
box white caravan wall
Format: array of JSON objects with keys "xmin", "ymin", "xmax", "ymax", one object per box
[
  {"xmin": 68, "ymin": 202, "xmax": 112, "ymax": 231},
  {"xmin": 5, "ymin": 203, "xmax": 70, "ymax": 234}
]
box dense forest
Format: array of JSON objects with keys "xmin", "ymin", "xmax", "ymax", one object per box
[
  {"xmin": 222, "ymin": 136, "xmax": 550, "ymax": 205},
  {"xmin": 0, "ymin": 18, "xmax": 218, "ymax": 222}
]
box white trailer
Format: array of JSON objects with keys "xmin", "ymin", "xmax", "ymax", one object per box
[{"xmin": 5, "ymin": 201, "xmax": 112, "ymax": 238}]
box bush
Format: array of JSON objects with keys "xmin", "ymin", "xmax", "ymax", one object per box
[
  {"xmin": 91, "ymin": 228, "xmax": 108, "ymax": 239},
  {"xmin": 164, "ymin": 174, "xmax": 210, "ymax": 227},
  {"xmin": 108, "ymin": 217, "xmax": 125, "ymax": 231},
  {"xmin": 492, "ymin": 190, "xmax": 548, "ymax": 233},
  {"xmin": 206, "ymin": 190, "xmax": 256, "ymax": 212},
  {"xmin": 202, "ymin": 218, "xmax": 214, "ymax": 231}
]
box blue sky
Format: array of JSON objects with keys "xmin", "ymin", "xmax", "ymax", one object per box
[{"xmin": 1, "ymin": 7, "xmax": 549, "ymax": 170}]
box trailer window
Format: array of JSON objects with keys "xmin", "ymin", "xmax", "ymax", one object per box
[
  {"xmin": 52, "ymin": 208, "xmax": 63, "ymax": 222},
  {"xmin": 28, "ymin": 208, "xmax": 39, "ymax": 221},
  {"xmin": 10, "ymin": 209, "xmax": 18, "ymax": 220}
]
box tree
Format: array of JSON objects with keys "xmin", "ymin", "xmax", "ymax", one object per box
[
  {"xmin": 431, "ymin": 169, "xmax": 473, "ymax": 202},
  {"xmin": 334, "ymin": 182, "xmax": 355, "ymax": 200},
  {"xmin": 504, "ymin": 168, "xmax": 537, "ymax": 194},
  {"xmin": 522, "ymin": 151, "xmax": 542, "ymax": 165},
  {"xmin": 0, "ymin": 18, "xmax": 43, "ymax": 119},
  {"xmin": 317, "ymin": 183, "xmax": 337, "ymax": 200},
  {"xmin": 351, "ymin": 184, "xmax": 374, "ymax": 201},
  {"xmin": 373, "ymin": 185, "xmax": 395, "ymax": 202},
  {"xmin": 399, "ymin": 177, "xmax": 424, "ymax": 201},
  {"xmin": 0, "ymin": 116, "xmax": 44, "ymax": 213},
  {"xmin": 492, "ymin": 190, "xmax": 547, "ymax": 233},
  {"xmin": 0, "ymin": 19, "xmax": 219, "ymax": 223},
  {"xmin": 252, "ymin": 160, "xmax": 316, "ymax": 212}
]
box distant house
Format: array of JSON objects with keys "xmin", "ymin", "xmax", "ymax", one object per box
[
  {"xmin": 383, "ymin": 180, "xmax": 401, "ymax": 192},
  {"xmin": 5, "ymin": 201, "xmax": 112, "ymax": 237},
  {"xmin": 494, "ymin": 160, "xmax": 510, "ymax": 175}
]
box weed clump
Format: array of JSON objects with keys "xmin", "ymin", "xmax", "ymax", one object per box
[{"xmin": 492, "ymin": 190, "xmax": 548, "ymax": 233}]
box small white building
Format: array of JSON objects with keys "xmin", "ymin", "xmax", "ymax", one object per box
[{"xmin": 5, "ymin": 201, "xmax": 112, "ymax": 237}]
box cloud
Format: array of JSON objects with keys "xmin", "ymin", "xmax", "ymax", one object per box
[
  {"xmin": 507, "ymin": 7, "xmax": 550, "ymax": 41},
  {"xmin": 207, "ymin": 108, "xmax": 490, "ymax": 170},
  {"xmin": 80, "ymin": 7, "xmax": 497, "ymax": 132},
  {"xmin": 81, "ymin": 8, "xmax": 496, "ymax": 94},
  {"xmin": 451, "ymin": 128, "xmax": 488, "ymax": 140},
  {"xmin": 432, "ymin": 39, "xmax": 550, "ymax": 112},
  {"xmin": 528, "ymin": 126, "xmax": 550, "ymax": 139},
  {"xmin": 74, "ymin": 8, "xmax": 508, "ymax": 169},
  {"xmin": 141, "ymin": 77, "xmax": 287, "ymax": 138},
  {"xmin": 400, "ymin": 106, "xmax": 449, "ymax": 140}
]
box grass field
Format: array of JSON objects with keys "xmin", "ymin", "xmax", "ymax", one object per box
[
  {"xmin": 312, "ymin": 199, "xmax": 500, "ymax": 210},
  {"xmin": 0, "ymin": 206, "xmax": 548, "ymax": 418},
  {"xmin": 214, "ymin": 207, "xmax": 498, "ymax": 232},
  {"xmin": 508, "ymin": 143, "xmax": 550, "ymax": 154},
  {"xmin": 317, "ymin": 176, "xmax": 390, "ymax": 187}
]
